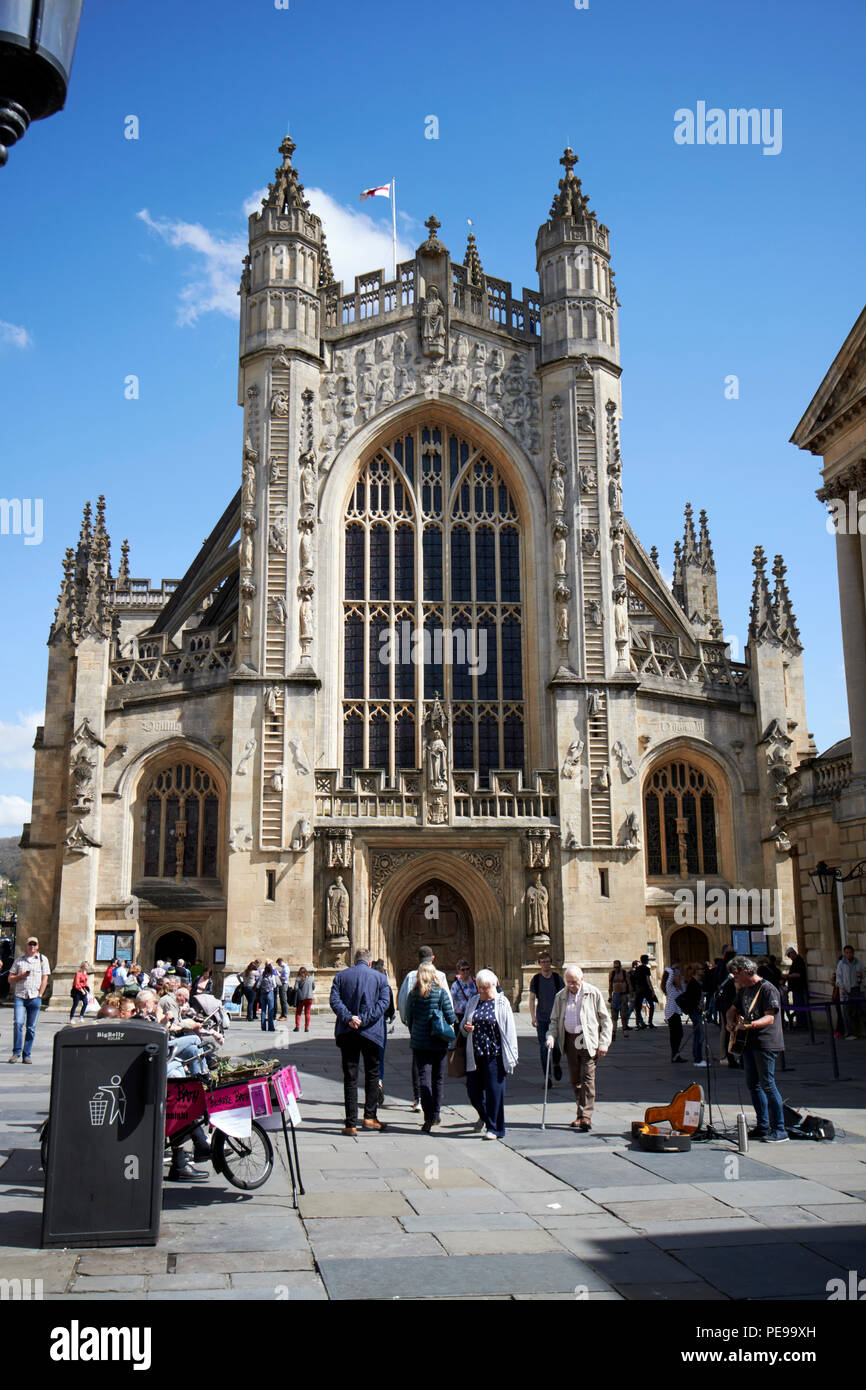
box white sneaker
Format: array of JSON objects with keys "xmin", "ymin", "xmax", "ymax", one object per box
[
  {"xmin": 411, "ymin": 1100, "xmax": 422, "ymax": 1112},
  {"xmin": 693, "ymin": 1060, "xmax": 707, "ymax": 1067},
  {"xmin": 482, "ymin": 1130, "xmax": 498, "ymax": 1141}
]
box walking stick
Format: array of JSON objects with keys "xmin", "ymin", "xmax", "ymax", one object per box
[{"xmin": 541, "ymin": 1041, "xmax": 552, "ymax": 1130}]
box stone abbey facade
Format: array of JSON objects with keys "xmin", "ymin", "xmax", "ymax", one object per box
[{"xmin": 19, "ymin": 140, "xmax": 816, "ymax": 1004}]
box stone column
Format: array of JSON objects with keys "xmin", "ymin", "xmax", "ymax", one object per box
[{"xmin": 838, "ymin": 531, "xmax": 866, "ymax": 776}]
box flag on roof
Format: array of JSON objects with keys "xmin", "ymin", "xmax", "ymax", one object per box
[{"xmin": 360, "ymin": 183, "xmax": 391, "ymax": 200}]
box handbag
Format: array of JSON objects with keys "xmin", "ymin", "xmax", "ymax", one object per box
[
  {"xmin": 430, "ymin": 990, "xmax": 456, "ymax": 1044},
  {"xmin": 231, "ymin": 983, "xmax": 243, "ymax": 1005},
  {"xmin": 447, "ymin": 1031, "xmax": 467, "ymax": 1078},
  {"xmin": 286, "ymin": 985, "xmax": 297, "ymax": 1008}
]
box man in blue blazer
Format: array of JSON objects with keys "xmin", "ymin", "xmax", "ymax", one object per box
[{"xmin": 330, "ymin": 948, "xmax": 392, "ymax": 1136}]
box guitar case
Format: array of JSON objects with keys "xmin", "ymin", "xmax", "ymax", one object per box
[{"xmin": 631, "ymin": 1083, "xmax": 705, "ymax": 1152}]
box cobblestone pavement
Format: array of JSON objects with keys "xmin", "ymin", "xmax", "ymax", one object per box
[{"xmin": 1, "ymin": 1009, "xmax": 865, "ymax": 1300}]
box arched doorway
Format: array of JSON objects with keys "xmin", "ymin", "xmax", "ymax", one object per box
[
  {"xmin": 394, "ymin": 880, "xmax": 474, "ymax": 984},
  {"xmin": 153, "ymin": 929, "xmax": 198, "ymax": 970},
  {"xmin": 669, "ymin": 926, "xmax": 710, "ymax": 968}
]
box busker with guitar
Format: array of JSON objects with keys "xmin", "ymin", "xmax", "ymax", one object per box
[{"xmin": 725, "ymin": 955, "xmax": 788, "ymax": 1144}]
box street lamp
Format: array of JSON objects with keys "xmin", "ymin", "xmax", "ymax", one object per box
[
  {"xmin": 0, "ymin": 0, "xmax": 83, "ymax": 166},
  {"xmin": 808, "ymin": 859, "xmax": 866, "ymax": 950}
]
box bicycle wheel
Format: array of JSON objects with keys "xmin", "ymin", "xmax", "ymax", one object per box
[{"xmin": 211, "ymin": 1121, "xmax": 274, "ymax": 1190}]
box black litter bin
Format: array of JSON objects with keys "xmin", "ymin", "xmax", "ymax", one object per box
[{"xmin": 41, "ymin": 1020, "xmax": 167, "ymax": 1248}]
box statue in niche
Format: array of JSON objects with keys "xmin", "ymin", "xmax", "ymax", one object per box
[
  {"xmin": 299, "ymin": 590, "xmax": 314, "ymax": 640},
  {"xmin": 420, "ymin": 284, "xmax": 446, "ymax": 359},
  {"xmin": 327, "ymin": 876, "xmax": 350, "ymax": 939},
  {"xmin": 242, "ymin": 460, "xmax": 256, "ymax": 509},
  {"xmin": 299, "ymin": 524, "xmax": 314, "ymax": 570},
  {"xmin": 265, "ymin": 686, "xmax": 281, "ymax": 715},
  {"xmin": 268, "ymin": 456, "xmax": 280, "ymax": 484},
  {"xmin": 428, "ymin": 794, "xmax": 448, "ymax": 825},
  {"xmin": 377, "ymin": 365, "xmax": 395, "ymax": 407},
  {"xmin": 586, "ymin": 599, "xmax": 603, "ymax": 627},
  {"xmin": 619, "ymin": 811, "xmax": 640, "ymax": 849},
  {"xmin": 611, "ymin": 522, "xmax": 625, "ymax": 576},
  {"xmin": 426, "ymin": 726, "xmax": 448, "ymax": 791},
  {"xmin": 525, "ymin": 873, "xmax": 550, "ymax": 941},
  {"xmin": 240, "ymin": 580, "xmax": 255, "ymax": 637},
  {"xmin": 300, "ymin": 456, "xmax": 317, "ymax": 511},
  {"xmin": 270, "ymin": 390, "xmax": 290, "ymax": 417},
  {"xmin": 240, "ymin": 522, "xmax": 255, "ymax": 573},
  {"xmin": 556, "ymin": 603, "xmax": 569, "ymax": 642},
  {"xmin": 577, "ymin": 405, "xmax": 595, "ymax": 433},
  {"xmin": 593, "ymin": 765, "xmax": 610, "ymax": 792},
  {"xmin": 581, "ymin": 529, "xmax": 599, "ymax": 557},
  {"xmin": 271, "ymin": 595, "xmax": 288, "ymax": 625},
  {"xmin": 609, "ymin": 474, "xmax": 622, "ymax": 513},
  {"xmin": 553, "ymin": 522, "xmax": 568, "ymax": 575},
  {"xmin": 579, "ymin": 464, "xmax": 596, "ymax": 493},
  {"xmin": 271, "ymin": 766, "xmax": 284, "ymax": 793},
  {"xmin": 613, "ymin": 588, "xmax": 629, "ymax": 645},
  {"xmin": 550, "ymin": 465, "xmax": 566, "ymax": 514},
  {"xmin": 586, "ymin": 689, "xmax": 601, "ymax": 717}
]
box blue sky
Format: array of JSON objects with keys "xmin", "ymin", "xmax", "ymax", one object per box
[{"xmin": 1, "ymin": 0, "xmax": 864, "ymax": 835}]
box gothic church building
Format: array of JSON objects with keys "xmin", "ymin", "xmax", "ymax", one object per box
[{"xmin": 19, "ymin": 140, "xmax": 814, "ymax": 1002}]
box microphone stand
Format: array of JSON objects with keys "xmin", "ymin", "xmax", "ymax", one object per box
[{"xmin": 693, "ymin": 982, "xmax": 737, "ymax": 1145}]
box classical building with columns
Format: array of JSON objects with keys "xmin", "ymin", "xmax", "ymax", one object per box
[
  {"xmin": 18, "ymin": 140, "xmax": 813, "ymax": 1004},
  {"xmin": 784, "ymin": 306, "xmax": 866, "ymax": 994}
]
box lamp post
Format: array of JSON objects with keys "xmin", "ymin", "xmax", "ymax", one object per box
[
  {"xmin": 808, "ymin": 859, "xmax": 866, "ymax": 950},
  {"xmin": 0, "ymin": 0, "xmax": 83, "ymax": 166}
]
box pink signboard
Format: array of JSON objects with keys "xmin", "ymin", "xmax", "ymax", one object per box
[
  {"xmin": 206, "ymin": 1081, "xmax": 252, "ymax": 1137},
  {"xmin": 248, "ymin": 1080, "xmax": 273, "ymax": 1119},
  {"xmin": 165, "ymin": 1080, "xmax": 206, "ymax": 1137}
]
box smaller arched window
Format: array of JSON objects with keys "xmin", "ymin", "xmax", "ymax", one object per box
[
  {"xmin": 644, "ymin": 759, "xmax": 719, "ymax": 878},
  {"xmin": 141, "ymin": 761, "xmax": 221, "ymax": 880}
]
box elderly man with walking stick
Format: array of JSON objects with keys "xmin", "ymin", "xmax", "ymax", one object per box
[{"xmin": 546, "ymin": 965, "xmax": 612, "ymax": 1132}]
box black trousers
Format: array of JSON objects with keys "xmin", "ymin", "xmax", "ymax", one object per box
[
  {"xmin": 414, "ymin": 1047, "xmax": 447, "ymax": 1123},
  {"xmin": 338, "ymin": 1033, "xmax": 381, "ymax": 1124},
  {"xmin": 668, "ymin": 1013, "xmax": 683, "ymax": 1058},
  {"xmin": 411, "ymin": 1048, "xmax": 421, "ymax": 1102}
]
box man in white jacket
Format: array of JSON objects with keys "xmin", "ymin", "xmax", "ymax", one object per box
[{"xmin": 547, "ymin": 965, "xmax": 612, "ymax": 1132}]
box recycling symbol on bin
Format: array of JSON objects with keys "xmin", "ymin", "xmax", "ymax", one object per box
[{"xmin": 88, "ymin": 1075, "xmax": 127, "ymax": 1128}]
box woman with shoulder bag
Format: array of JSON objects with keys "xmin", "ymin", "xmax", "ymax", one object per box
[
  {"xmin": 405, "ymin": 961, "xmax": 457, "ymax": 1133},
  {"xmin": 462, "ymin": 970, "xmax": 519, "ymax": 1140},
  {"xmin": 70, "ymin": 961, "xmax": 91, "ymax": 1020},
  {"xmin": 293, "ymin": 966, "xmax": 315, "ymax": 1032}
]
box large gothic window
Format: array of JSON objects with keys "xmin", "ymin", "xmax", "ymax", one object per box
[
  {"xmin": 342, "ymin": 422, "xmax": 524, "ymax": 786},
  {"xmin": 644, "ymin": 759, "xmax": 719, "ymax": 878},
  {"xmin": 141, "ymin": 761, "xmax": 221, "ymax": 879}
]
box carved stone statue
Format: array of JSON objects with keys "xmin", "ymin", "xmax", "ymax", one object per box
[
  {"xmin": 561, "ymin": 736, "xmax": 584, "ymax": 779},
  {"xmin": 299, "ymin": 524, "xmax": 314, "ymax": 570},
  {"xmin": 236, "ymin": 736, "xmax": 257, "ymax": 775},
  {"xmin": 327, "ymin": 876, "xmax": 350, "ymax": 939},
  {"xmin": 300, "ymin": 457, "xmax": 317, "ymax": 511},
  {"xmin": 586, "ymin": 599, "xmax": 603, "ymax": 627},
  {"xmin": 269, "ymin": 516, "xmax": 287, "ymax": 553},
  {"xmin": 613, "ymin": 589, "xmax": 629, "ymax": 644},
  {"xmin": 619, "ymin": 811, "xmax": 640, "ymax": 849},
  {"xmin": 579, "ymin": 465, "xmax": 596, "ymax": 493},
  {"xmin": 593, "ymin": 764, "xmax": 610, "ymax": 792},
  {"xmin": 270, "ymin": 390, "xmax": 290, "ymax": 417},
  {"xmin": 609, "ymin": 475, "xmax": 622, "ymax": 512},
  {"xmin": 426, "ymin": 727, "xmax": 448, "ymax": 790},
  {"xmin": 550, "ymin": 466, "xmax": 566, "ymax": 514},
  {"xmin": 581, "ymin": 529, "xmax": 599, "ymax": 557},
  {"xmin": 271, "ymin": 766, "xmax": 284, "ymax": 793},
  {"xmin": 612, "ymin": 740, "xmax": 638, "ymax": 780},
  {"xmin": 586, "ymin": 689, "xmax": 601, "ymax": 717},
  {"xmin": 611, "ymin": 522, "xmax": 625, "ymax": 577},
  {"xmin": 420, "ymin": 284, "xmax": 446, "ymax": 359},
  {"xmin": 271, "ymin": 596, "xmax": 288, "ymax": 625},
  {"xmin": 552, "ymin": 522, "xmax": 568, "ymax": 575},
  {"xmin": 525, "ymin": 873, "xmax": 550, "ymax": 942},
  {"xmin": 577, "ymin": 405, "xmax": 595, "ymax": 433},
  {"xmin": 299, "ymin": 589, "xmax": 314, "ymax": 640},
  {"xmin": 242, "ymin": 460, "xmax": 256, "ymax": 509}
]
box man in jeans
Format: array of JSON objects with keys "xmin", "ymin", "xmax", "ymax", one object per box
[
  {"xmin": 631, "ymin": 954, "xmax": 657, "ymax": 1029},
  {"xmin": 726, "ymin": 955, "xmax": 788, "ymax": 1143},
  {"xmin": 529, "ymin": 953, "xmax": 564, "ymax": 1086},
  {"xmin": 8, "ymin": 937, "xmax": 51, "ymax": 1064},
  {"xmin": 835, "ymin": 945, "xmax": 864, "ymax": 1039}
]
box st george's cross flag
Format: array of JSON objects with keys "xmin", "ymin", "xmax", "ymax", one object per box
[{"xmin": 360, "ymin": 183, "xmax": 391, "ymax": 200}]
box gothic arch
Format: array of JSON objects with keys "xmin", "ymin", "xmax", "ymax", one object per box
[
  {"xmin": 370, "ymin": 849, "xmax": 505, "ymax": 981},
  {"xmin": 640, "ymin": 739, "xmax": 737, "ymax": 884},
  {"xmin": 118, "ymin": 738, "xmax": 231, "ymax": 896},
  {"xmin": 318, "ymin": 398, "xmax": 549, "ymax": 780}
]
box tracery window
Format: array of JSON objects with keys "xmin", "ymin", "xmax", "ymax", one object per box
[
  {"xmin": 342, "ymin": 423, "xmax": 524, "ymax": 786},
  {"xmin": 142, "ymin": 762, "xmax": 220, "ymax": 879},
  {"xmin": 644, "ymin": 759, "xmax": 719, "ymax": 878}
]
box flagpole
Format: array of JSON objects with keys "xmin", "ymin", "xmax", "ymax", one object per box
[{"xmin": 391, "ymin": 177, "xmax": 397, "ymax": 282}]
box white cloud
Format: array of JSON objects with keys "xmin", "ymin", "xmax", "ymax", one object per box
[
  {"xmin": 0, "ymin": 795, "xmax": 30, "ymax": 837},
  {"xmin": 0, "ymin": 711, "xmax": 42, "ymax": 772},
  {"xmin": 0, "ymin": 320, "xmax": 32, "ymax": 349},
  {"xmin": 138, "ymin": 186, "xmax": 417, "ymax": 325},
  {"xmin": 137, "ymin": 209, "xmax": 246, "ymax": 325}
]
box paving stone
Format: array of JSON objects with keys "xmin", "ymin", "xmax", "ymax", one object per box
[
  {"xmin": 695, "ymin": 1179, "xmax": 861, "ymax": 1208},
  {"xmin": 576, "ymin": 1247, "xmax": 697, "ymax": 1283},
  {"xmin": 508, "ymin": 1190, "xmax": 598, "ymax": 1215},
  {"xmin": 621, "ymin": 1148, "xmax": 778, "ymax": 1182},
  {"xmin": 298, "ymin": 1192, "xmax": 415, "ymax": 1219},
  {"xmin": 405, "ymin": 1188, "xmax": 520, "ymax": 1215},
  {"xmin": 523, "ymin": 1154, "xmax": 671, "ymax": 1191},
  {"xmin": 157, "ymin": 1220, "xmax": 309, "ymax": 1253},
  {"xmin": 411, "ymin": 1166, "xmax": 492, "ymax": 1189},
  {"xmin": 386, "ymin": 1173, "xmax": 426, "ymax": 1190},
  {"xmin": 307, "ymin": 1228, "xmax": 445, "ymax": 1259},
  {"xmin": 434, "ymin": 1228, "xmax": 565, "ymax": 1256},
  {"xmin": 614, "ymin": 1281, "xmax": 728, "ymax": 1300},
  {"xmin": 48, "ymin": 1292, "xmax": 133, "ymax": 1301},
  {"xmin": 671, "ymin": 1241, "xmax": 849, "ymax": 1298},
  {"xmin": 596, "ymin": 1195, "xmax": 742, "ymax": 1224},
  {"xmin": 751, "ymin": 1207, "xmax": 837, "ymax": 1230},
  {"xmin": 147, "ymin": 1271, "xmax": 230, "ymax": 1290},
  {"xmin": 802, "ymin": 1237, "xmax": 866, "ymax": 1268},
  {"xmin": 147, "ymin": 1285, "xmax": 327, "ymax": 1301},
  {"xmin": 317, "ymin": 1252, "xmax": 617, "ymax": 1299},
  {"xmin": 581, "ymin": 1183, "xmax": 712, "ymax": 1208},
  {"xmin": 303, "ymin": 1175, "xmax": 390, "ymax": 1192},
  {"xmin": 636, "ymin": 1218, "xmax": 772, "ymax": 1246},
  {"xmin": 70, "ymin": 1274, "xmax": 148, "ymax": 1291},
  {"xmin": 513, "ymin": 1290, "xmax": 625, "ymax": 1300},
  {"xmin": 230, "ymin": 1270, "xmax": 327, "ymax": 1293},
  {"xmin": 0, "ymin": 1252, "xmax": 77, "ymax": 1276},
  {"xmin": 176, "ymin": 1251, "xmax": 314, "ymax": 1274},
  {"xmin": 304, "ymin": 1215, "xmax": 404, "ymax": 1239},
  {"xmin": 800, "ymin": 1203, "xmax": 866, "ymax": 1223},
  {"xmin": 400, "ymin": 1212, "xmax": 539, "ymax": 1233},
  {"xmin": 76, "ymin": 1251, "xmax": 170, "ymax": 1275}
]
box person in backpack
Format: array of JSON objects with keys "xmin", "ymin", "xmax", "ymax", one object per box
[
  {"xmin": 405, "ymin": 962, "xmax": 457, "ymax": 1133},
  {"xmin": 257, "ymin": 961, "xmax": 278, "ymax": 1032},
  {"xmin": 676, "ymin": 963, "xmax": 707, "ymax": 1066},
  {"xmin": 398, "ymin": 946, "xmax": 449, "ymax": 1113}
]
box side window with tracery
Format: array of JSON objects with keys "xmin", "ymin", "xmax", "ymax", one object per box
[
  {"xmin": 644, "ymin": 759, "xmax": 719, "ymax": 878},
  {"xmin": 141, "ymin": 762, "xmax": 220, "ymax": 879},
  {"xmin": 341, "ymin": 422, "xmax": 524, "ymax": 787}
]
